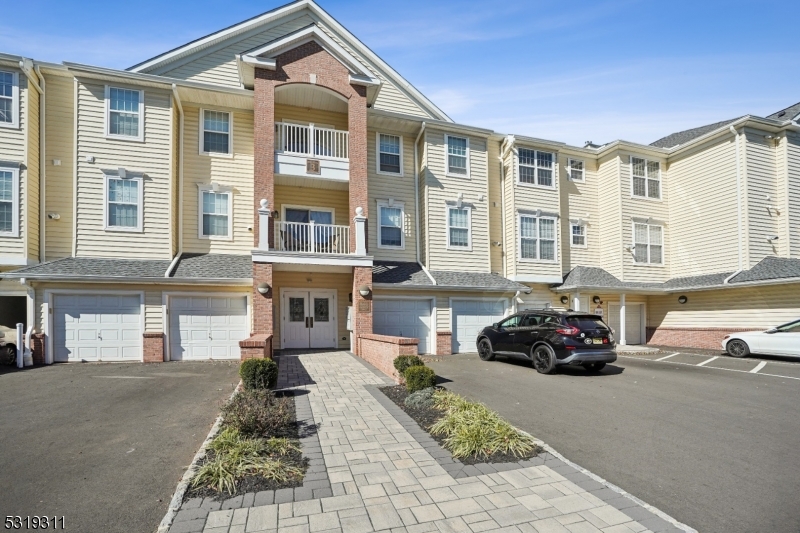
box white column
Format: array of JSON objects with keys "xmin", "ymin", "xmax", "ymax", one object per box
[
  {"xmin": 258, "ymin": 199, "xmax": 270, "ymax": 250},
  {"xmin": 619, "ymin": 293, "xmax": 627, "ymax": 346},
  {"xmin": 572, "ymin": 292, "xmax": 581, "ymax": 312},
  {"xmin": 16, "ymin": 323, "xmax": 24, "ymax": 368},
  {"xmin": 354, "ymin": 207, "xmax": 367, "ymax": 256}
]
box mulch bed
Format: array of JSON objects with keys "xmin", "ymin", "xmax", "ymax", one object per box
[
  {"xmin": 183, "ymin": 391, "xmax": 309, "ymax": 501},
  {"xmin": 379, "ymin": 385, "xmax": 541, "ymax": 465}
]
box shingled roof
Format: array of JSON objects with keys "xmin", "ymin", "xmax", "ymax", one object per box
[
  {"xmin": 650, "ymin": 118, "xmax": 742, "ymax": 149},
  {"xmin": 372, "ymin": 261, "xmax": 527, "ymax": 291},
  {"xmin": 767, "ymin": 101, "xmax": 800, "ymax": 121}
]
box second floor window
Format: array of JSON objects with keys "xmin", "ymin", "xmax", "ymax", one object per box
[
  {"xmin": 378, "ymin": 202, "xmax": 403, "ymax": 248},
  {"xmin": 107, "ymin": 87, "xmax": 143, "ymax": 140},
  {"xmin": 520, "ymin": 214, "xmax": 556, "ymax": 261},
  {"xmin": 106, "ymin": 176, "xmax": 142, "ymax": 231},
  {"xmin": 201, "ymin": 190, "xmax": 231, "ymax": 239},
  {"xmin": 633, "ymin": 222, "xmax": 663, "ymax": 264},
  {"xmin": 632, "ymin": 157, "xmax": 661, "ymax": 199},
  {"xmin": 0, "ymin": 71, "xmax": 18, "ymax": 127},
  {"xmin": 202, "ymin": 110, "xmax": 231, "ymax": 154},
  {"xmin": 378, "ymin": 133, "xmax": 402, "ymax": 175},
  {"xmin": 0, "ymin": 169, "xmax": 19, "ymax": 235},
  {"xmin": 571, "ymin": 223, "xmax": 586, "ymax": 247},
  {"xmin": 519, "ymin": 148, "xmax": 554, "ymax": 187},
  {"xmin": 567, "ymin": 159, "xmax": 584, "ymax": 181},
  {"xmin": 446, "ymin": 135, "xmax": 469, "ymax": 176},
  {"xmin": 447, "ymin": 206, "xmax": 471, "ymax": 248}
]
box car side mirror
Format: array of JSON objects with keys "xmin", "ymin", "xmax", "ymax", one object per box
[{"xmin": 492, "ymin": 323, "xmax": 499, "ymax": 328}]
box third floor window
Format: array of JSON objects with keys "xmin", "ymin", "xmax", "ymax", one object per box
[
  {"xmin": 446, "ymin": 135, "xmax": 469, "ymax": 176},
  {"xmin": 0, "ymin": 71, "xmax": 18, "ymax": 127},
  {"xmin": 202, "ymin": 110, "xmax": 231, "ymax": 155},
  {"xmin": 519, "ymin": 148, "xmax": 554, "ymax": 188},
  {"xmin": 377, "ymin": 133, "xmax": 402, "ymax": 175},
  {"xmin": 631, "ymin": 157, "xmax": 661, "ymax": 199},
  {"xmin": 106, "ymin": 86, "xmax": 143, "ymax": 140}
]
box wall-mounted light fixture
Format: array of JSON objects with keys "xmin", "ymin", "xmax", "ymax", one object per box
[
  {"xmin": 257, "ymin": 282, "xmax": 271, "ymax": 295},
  {"xmin": 117, "ymin": 167, "xmax": 126, "ymax": 179},
  {"xmin": 592, "ymin": 295, "xmax": 601, "ymax": 304},
  {"xmin": 678, "ymin": 295, "xmax": 688, "ymax": 304},
  {"xmin": 766, "ymin": 235, "xmax": 779, "ymax": 243},
  {"xmin": 560, "ymin": 296, "xmax": 569, "ymax": 305},
  {"xmin": 47, "ymin": 213, "xmax": 60, "ymax": 220},
  {"xmin": 359, "ymin": 285, "xmax": 371, "ymax": 297}
]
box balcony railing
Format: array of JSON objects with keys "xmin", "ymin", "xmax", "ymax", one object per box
[
  {"xmin": 275, "ymin": 122, "xmax": 349, "ymax": 160},
  {"xmin": 274, "ymin": 220, "xmax": 350, "ymax": 255}
]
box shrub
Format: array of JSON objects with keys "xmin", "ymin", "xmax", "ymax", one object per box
[
  {"xmin": 221, "ymin": 389, "xmax": 293, "ymax": 437},
  {"xmin": 393, "ymin": 355, "xmax": 424, "ymax": 376},
  {"xmin": 240, "ymin": 358, "xmax": 278, "ymax": 390},
  {"xmin": 404, "ymin": 366, "xmax": 437, "ymax": 392},
  {"xmin": 404, "ymin": 387, "xmax": 435, "ymax": 408}
]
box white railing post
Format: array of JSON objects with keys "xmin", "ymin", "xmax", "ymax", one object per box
[
  {"xmin": 258, "ymin": 199, "xmax": 270, "ymax": 250},
  {"xmin": 309, "ymin": 123, "xmax": 315, "ymax": 157},
  {"xmin": 354, "ymin": 207, "xmax": 367, "ymax": 256},
  {"xmin": 16, "ymin": 323, "xmax": 23, "ymax": 369},
  {"xmin": 619, "ymin": 293, "xmax": 627, "ymax": 346}
]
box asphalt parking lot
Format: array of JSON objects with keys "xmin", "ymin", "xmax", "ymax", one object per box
[
  {"xmin": 427, "ymin": 349, "xmax": 800, "ymax": 533},
  {"xmin": 0, "ymin": 361, "xmax": 239, "ymax": 533}
]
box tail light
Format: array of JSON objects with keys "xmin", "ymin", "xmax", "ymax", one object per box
[
  {"xmin": 603, "ymin": 338, "xmax": 608, "ymax": 344},
  {"xmin": 556, "ymin": 326, "xmax": 580, "ymax": 336}
]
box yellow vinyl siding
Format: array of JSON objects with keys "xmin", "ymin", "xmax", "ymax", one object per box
[
  {"xmin": 183, "ymin": 105, "xmax": 254, "ymax": 254},
  {"xmin": 666, "ymin": 136, "xmax": 739, "ymax": 277},
  {"xmin": 787, "ymin": 133, "xmax": 800, "ymax": 259},
  {"xmin": 275, "ymin": 103, "xmax": 347, "ymax": 131},
  {"xmin": 26, "ymin": 83, "xmax": 40, "ymax": 262},
  {"xmin": 74, "ymin": 81, "xmax": 172, "ymax": 259},
  {"xmin": 744, "ymin": 129, "xmax": 780, "ymax": 267},
  {"xmin": 519, "ymin": 284, "xmax": 560, "ymax": 309},
  {"xmin": 368, "ymin": 128, "xmax": 416, "ymax": 261},
  {"xmin": 648, "ymin": 284, "xmax": 800, "ymax": 329},
  {"xmin": 596, "ymin": 154, "xmax": 622, "ymax": 278},
  {"xmin": 502, "ymin": 144, "xmax": 516, "ymax": 277},
  {"xmin": 43, "ymin": 73, "xmax": 75, "ymax": 260},
  {"xmin": 487, "ymin": 139, "xmax": 503, "ymax": 274},
  {"xmin": 561, "ymin": 154, "xmax": 600, "ymax": 270},
  {"xmin": 424, "ymin": 129, "xmax": 490, "ymax": 272},
  {"xmin": 271, "ymin": 270, "xmax": 351, "ymax": 350},
  {"xmin": 0, "ymin": 68, "xmax": 27, "ymax": 257},
  {"xmin": 274, "ymin": 184, "xmax": 349, "ymax": 226}
]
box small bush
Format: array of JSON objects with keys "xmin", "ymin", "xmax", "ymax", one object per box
[
  {"xmin": 404, "ymin": 366, "xmax": 436, "ymax": 392},
  {"xmin": 393, "ymin": 355, "xmax": 424, "ymax": 376},
  {"xmin": 240, "ymin": 358, "xmax": 279, "ymax": 390},
  {"xmin": 222, "ymin": 389, "xmax": 293, "ymax": 437},
  {"xmin": 404, "ymin": 387, "xmax": 435, "ymax": 408}
]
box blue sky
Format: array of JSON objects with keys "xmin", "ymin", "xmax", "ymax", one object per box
[{"xmin": 3, "ymin": 1, "xmax": 797, "ymax": 146}]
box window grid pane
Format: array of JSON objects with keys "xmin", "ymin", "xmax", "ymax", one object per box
[
  {"xmin": 379, "ymin": 133, "xmax": 401, "ymax": 173},
  {"xmin": 520, "ymin": 216, "xmax": 537, "ymax": 259},
  {"xmin": 448, "ymin": 207, "xmax": 469, "ymax": 247},
  {"xmin": 109, "ymin": 88, "xmax": 140, "ymax": 137},
  {"xmin": 647, "ymin": 178, "xmax": 661, "ymax": 199},
  {"xmin": 0, "ymin": 99, "xmax": 11, "ymax": 124},
  {"xmin": 633, "ymin": 176, "xmax": 646, "ymax": 197},
  {"xmin": 539, "ymin": 218, "xmax": 555, "ymax": 260},
  {"xmin": 0, "ymin": 170, "xmax": 12, "ymax": 232},
  {"xmin": 519, "ymin": 148, "xmax": 536, "ymax": 184},
  {"xmin": 202, "ymin": 191, "xmax": 229, "ymax": 236},
  {"xmin": 569, "ymin": 160, "xmax": 584, "ymax": 181},
  {"xmin": 203, "ymin": 111, "xmax": 230, "ymax": 153},
  {"xmin": 107, "ymin": 178, "xmax": 139, "ymax": 228},
  {"xmin": 447, "ymin": 137, "xmax": 467, "ymax": 175},
  {"xmin": 380, "ymin": 206, "xmax": 403, "ymax": 246}
]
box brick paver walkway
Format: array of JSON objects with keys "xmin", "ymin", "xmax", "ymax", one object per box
[{"xmin": 182, "ymin": 352, "xmax": 687, "ymax": 533}]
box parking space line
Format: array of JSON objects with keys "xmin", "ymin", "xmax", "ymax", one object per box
[
  {"xmin": 750, "ymin": 361, "xmax": 767, "ymax": 374},
  {"xmin": 655, "ymin": 352, "xmax": 680, "ymax": 362},
  {"xmin": 696, "ymin": 356, "xmax": 718, "ymax": 367},
  {"xmin": 618, "ymin": 355, "xmax": 800, "ymax": 381}
]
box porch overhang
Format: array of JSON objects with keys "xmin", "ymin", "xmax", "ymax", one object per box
[{"xmin": 251, "ymin": 250, "xmax": 373, "ymax": 268}]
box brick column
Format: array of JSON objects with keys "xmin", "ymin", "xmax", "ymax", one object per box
[
  {"xmin": 254, "ymin": 70, "xmax": 276, "ymax": 249},
  {"xmin": 348, "ymin": 87, "xmax": 368, "ymax": 253},
  {"xmin": 31, "ymin": 333, "xmax": 45, "ymax": 365},
  {"xmin": 143, "ymin": 333, "xmax": 165, "ymax": 363},
  {"xmin": 252, "ymin": 262, "xmax": 274, "ymax": 336},
  {"xmin": 352, "ymin": 266, "xmax": 373, "ymax": 355}
]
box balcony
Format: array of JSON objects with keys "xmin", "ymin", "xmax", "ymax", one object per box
[
  {"xmin": 275, "ymin": 221, "xmax": 350, "ymax": 255},
  {"xmin": 275, "ymin": 122, "xmax": 350, "ymax": 183}
]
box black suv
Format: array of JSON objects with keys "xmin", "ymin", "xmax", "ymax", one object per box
[{"xmin": 476, "ymin": 310, "xmax": 616, "ymax": 374}]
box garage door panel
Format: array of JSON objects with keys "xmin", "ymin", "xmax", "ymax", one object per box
[
  {"xmin": 373, "ymin": 299, "xmax": 431, "ymax": 354},
  {"xmin": 169, "ymin": 296, "xmax": 248, "ymax": 361},
  {"xmin": 452, "ymin": 300, "xmax": 506, "ymax": 354}
]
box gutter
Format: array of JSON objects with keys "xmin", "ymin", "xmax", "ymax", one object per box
[
  {"xmin": 499, "ymin": 136, "xmax": 515, "ymax": 277},
  {"xmin": 373, "ymin": 283, "xmax": 525, "ymax": 293},
  {"xmin": 729, "ymin": 125, "xmax": 744, "ymax": 271},
  {"xmin": 165, "ymin": 84, "xmax": 185, "ymax": 278},
  {"xmin": 413, "ymin": 121, "xmax": 436, "ymax": 285},
  {"xmin": 0, "ymin": 274, "xmax": 252, "ymax": 285},
  {"xmin": 34, "ymin": 65, "xmax": 46, "ymax": 264}
]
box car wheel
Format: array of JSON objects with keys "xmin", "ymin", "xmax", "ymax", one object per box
[
  {"xmin": 532, "ymin": 345, "xmax": 557, "ymax": 374},
  {"xmin": 582, "ymin": 362, "xmax": 606, "ymax": 372},
  {"xmin": 726, "ymin": 339, "xmax": 750, "ymax": 358},
  {"xmin": 0, "ymin": 345, "xmax": 17, "ymax": 366},
  {"xmin": 477, "ymin": 338, "xmax": 495, "ymax": 361}
]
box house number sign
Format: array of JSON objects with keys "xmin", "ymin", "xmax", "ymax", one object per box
[{"xmin": 306, "ymin": 159, "xmax": 321, "ymax": 174}]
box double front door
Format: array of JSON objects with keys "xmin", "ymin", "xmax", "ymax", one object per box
[{"xmin": 282, "ymin": 289, "xmax": 337, "ymax": 349}]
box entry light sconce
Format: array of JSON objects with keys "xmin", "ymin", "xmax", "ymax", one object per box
[
  {"xmin": 766, "ymin": 235, "xmax": 779, "ymax": 243},
  {"xmin": 117, "ymin": 167, "xmax": 127, "ymax": 179},
  {"xmin": 359, "ymin": 285, "xmax": 371, "ymax": 297},
  {"xmin": 257, "ymin": 282, "xmax": 271, "ymax": 295},
  {"xmin": 678, "ymin": 295, "xmax": 688, "ymax": 304},
  {"xmin": 592, "ymin": 295, "xmax": 601, "ymax": 304},
  {"xmin": 47, "ymin": 213, "xmax": 60, "ymax": 220},
  {"xmin": 560, "ymin": 296, "xmax": 569, "ymax": 305}
]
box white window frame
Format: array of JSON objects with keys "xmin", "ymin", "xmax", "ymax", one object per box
[
  {"xmin": 517, "ymin": 147, "xmax": 556, "ymax": 189},
  {"xmin": 199, "ymin": 108, "xmax": 233, "ymax": 156},
  {"xmin": 376, "ymin": 132, "xmax": 404, "ymax": 176},
  {"xmin": 105, "ymin": 85, "xmax": 144, "ymax": 142},
  {"xmin": 567, "ymin": 158, "xmax": 585, "ymax": 182},
  {"xmin": 570, "ymin": 222, "xmax": 587, "ymax": 248},
  {"xmin": 198, "ymin": 185, "xmax": 234, "ymax": 240},
  {"xmin": 0, "ymin": 71, "xmax": 20, "ymax": 129},
  {"xmin": 445, "ymin": 134, "xmax": 470, "ymax": 178},
  {"xmin": 103, "ymin": 172, "xmax": 144, "ymax": 233},
  {"xmin": 0, "ymin": 166, "xmax": 20, "ymax": 237},
  {"xmin": 630, "ymin": 156, "xmax": 661, "ymax": 200},
  {"xmin": 518, "ymin": 213, "xmax": 558, "ymax": 263},
  {"xmin": 631, "ymin": 221, "xmax": 664, "ymax": 266},
  {"xmin": 446, "ymin": 205, "xmax": 472, "ymax": 251},
  {"xmin": 376, "ymin": 200, "xmax": 405, "ymax": 249}
]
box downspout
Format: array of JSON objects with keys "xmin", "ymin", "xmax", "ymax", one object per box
[
  {"xmin": 499, "ymin": 136, "xmax": 515, "ymax": 278},
  {"xmin": 34, "ymin": 65, "xmax": 46, "ymax": 264},
  {"xmin": 165, "ymin": 84, "xmax": 184, "ymax": 277},
  {"xmin": 729, "ymin": 125, "xmax": 743, "ymax": 271},
  {"xmin": 72, "ymin": 78, "xmax": 78, "ymax": 257},
  {"xmin": 414, "ymin": 121, "xmax": 435, "ymax": 285},
  {"xmin": 19, "ymin": 60, "xmax": 42, "ymax": 267}
]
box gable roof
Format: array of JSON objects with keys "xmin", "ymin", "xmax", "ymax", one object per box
[
  {"xmin": 128, "ymin": 0, "xmax": 450, "ymax": 122},
  {"xmin": 650, "ymin": 117, "xmax": 742, "ymax": 149},
  {"xmin": 767, "ymin": 101, "xmax": 800, "ymax": 122}
]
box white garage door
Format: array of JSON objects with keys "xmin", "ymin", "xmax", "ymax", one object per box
[
  {"xmin": 452, "ymin": 299, "xmax": 507, "ymax": 354},
  {"xmin": 373, "ymin": 299, "xmax": 431, "ymax": 354},
  {"xmin": 608, "ymin": 303, "xmax": 643, "ymax": 345},
  {"xmin": 169, "ymin": 296, "xmax": 248, "ymax": 360},
  {"xmin": 53, "ymin": 294, "xmax": 142, "ymax": 362}
]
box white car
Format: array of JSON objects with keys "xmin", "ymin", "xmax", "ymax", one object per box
[{"xmin": 722, "ymin": 319, "xmax": 800, "ymax": 358}]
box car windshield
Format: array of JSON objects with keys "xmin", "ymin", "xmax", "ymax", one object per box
[
  {"xmin": 566, "ymin": 316, "xmax": 609, "ymax": 331},
  {"xmin": 775, "ymin": 319, "xmax": 800, "ymax": 333}
]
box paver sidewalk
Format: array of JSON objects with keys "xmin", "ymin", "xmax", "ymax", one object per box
[{"xmin": 173, "ymin": 351, "xmax": 688, "ymax": 533}]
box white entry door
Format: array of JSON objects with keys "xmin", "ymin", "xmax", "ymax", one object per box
[
  {"xmin": 169, "ymin": 296, "xmax": 249, "ymax": 360},
  {"xmin": 451, "ymin": 299, "xmax": 507, "ymax": 354},
  {"xmin": 373, "ymin": 299, "xmax": 431, "ymax": 354},
  {"xmin": 53, "ymin": 294, "xmax": 142, "ymax": 362},
  {"xmin": 281, "ymin": 290, "xmax": 337, "ymax": 349},
  {"xmin": 608, "ymin": 302, "xmax": 643, "ymax": 345}
]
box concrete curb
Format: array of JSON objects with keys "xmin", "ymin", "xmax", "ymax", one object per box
[{"xmin": 157, "ymin": 381, "xmax": 241, "ymax": 533}]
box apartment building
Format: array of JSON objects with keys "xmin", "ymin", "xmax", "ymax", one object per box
[{"xmin": 1, "ymin": 0, "xmax": 799, "ymax": 364}]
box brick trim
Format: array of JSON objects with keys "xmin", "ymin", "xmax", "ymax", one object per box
[
  {"xmin": 31, "ymin": 333, "xmax": 45, "ymax": 365},
  {"xmin": 646, "ymin": 326, "xmax": 752, "ymax": 350},
  {"xmin": 356, "ymin": 334, "xmax": 418, "ymax": 382},
  {"xmin": 240, "ymin": 334, "xmax": 273, "ymax": 360},
  {"xmin": 358, "ymin": 333, "xmax": 419, "ymax": 345},
  {"xmin": 143, "ymin": 332, "xmax": 164, "ymax": 363},
  {"xmin": 436, "ymin": 331, "xmax": 452, "ymax": 356}
]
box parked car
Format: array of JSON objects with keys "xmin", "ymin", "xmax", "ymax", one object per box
[
  {"xmin": 722, "ymin": 319, "xmax": 800, "ymax": 358},
  {"xmin": 476, "ymin": 310, "xmax": 616, "ymax": 374},
  {"xmin": 0, "ymin": 325, "xmax": 18, "ymax": 365}
]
